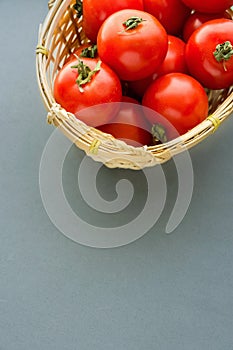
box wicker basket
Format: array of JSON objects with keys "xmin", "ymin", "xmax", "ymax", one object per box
[{"xmin": 36, "ymin": 0, "xmax": 233, "ymax": 170}]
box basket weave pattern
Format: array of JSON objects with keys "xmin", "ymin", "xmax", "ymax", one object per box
[{"xmin": 36, "ymin": 0, "xmax": 233, "ymax": 169}]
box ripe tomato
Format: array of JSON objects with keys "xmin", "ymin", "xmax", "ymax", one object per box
[
  {"xmin": 98, "ymin": 97, "xmax": 153, "ymax": 146},
  {"xmin": 54, "ymin": 58, "xmax": 122, "ymax": 127},
  {"xmin": 142, "ymin": 73, "xmax": 209, "ymax": 141},
  {"xmin": 97, "ymin": 9, "xmax": 168, "ymax": 81},
  {"xmin": 83, "ymin": 0, "xmax": 144, "ymax": 43},
  {"xmin": 143, "ymin": 0, "xmax": 191, "ymax": 35},
  {"xmin": 181, "ymin": 0, "xmax": 233, "ymax": 13},
  {"xmin": 185, "ymin": 19, "xmax": 233, "ymax": 89},
  {"xmin": 156, "ymin": 35, "xmax": 188, "ymax": 77},
  {"xmin": 127, "ymin": 35, "xmax": 187, "ymax": 99},
  {"xmin": 182, "ymin": 11, "xmax": 231, "ymax": 42}
]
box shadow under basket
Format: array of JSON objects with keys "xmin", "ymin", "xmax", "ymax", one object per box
[{"xmin": 36, "ymin": 0, "xmax": 233, "ymax": 170}]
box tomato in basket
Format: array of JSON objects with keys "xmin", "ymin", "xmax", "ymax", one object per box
[
  {"xmin": 53, "ymin": 57, "xmax": 122, "ymax": 127},
  {"xmin": 83, "ymin": 0, "xmax": 144, "ymax": 43},
  {"xmin": 97, "ymin": 9, "xmax": 168, "ymax": 81},
  {"xmin": 143, "ymin": 0, "xmax": 191, "ymax": 35},
  {"xmin": 182, "ymin": 11, "xmax": 231, "ymax": 42},
  {"xmin": 127, "ymin": 35, "xmax": 187, "ymax": 99},
  {"xmin": 97, "ymin": 96, "xmax": 153, "ymax": 147},
  {"xmin": 154, "ymin": 35, "xmax": 188, "ymax": 77},
  {"xmin": 36, "ymin": 0, "xmax": 233, "ymax": 171},
  {"xmin": 180, "ymin": 0, "xmax": 233, "ymax": 13},
  {"xmin": 142, "ymin": 73, "xmax": 209, "ymax": 142},
  {"xmin": 185, "ymin": 19, "xmax": 233, "ymax": 90}
]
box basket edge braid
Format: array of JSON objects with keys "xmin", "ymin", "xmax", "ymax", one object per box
[{"xmin": 36, "ymin": 0, "xmax": 233, "ymax": 170}]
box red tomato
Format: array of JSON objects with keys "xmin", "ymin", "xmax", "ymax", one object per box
[
  {"xmin": 143, "ymin": 0, "xmax": 191, "ymax": 35},
  {"xmin": 128, "ymin": 35, "xmax": 187, "ymax": 99},
  {"xmin": 142, "ymin": 73, "xmax": 209, "ymax": 141},
  {"xmin": 181, "ymin": 0, "xmax": 233, "ymax": 13},
  {"xmin": 156, "ymin": 35, "xmax": 188, "ymax": 76},
  {"xmin": 83, "ymin": 0, "xmax": 144, "ymax": 43},
  {"xmin": 185, "ymin": 19, "xmax": 233, "ymax": 89},
  {"xmin": 98, "ymin": 97, "xmax": 153, "ymax": 146},
  {"xmin": 182, "ymin": 11, "xmax": 231, "ymax": 42},
  {"xmin": 54, "ymin": 58, "xmax": 122, "ymax": 127},
  {"xmin": 97, "ymin": 9, "xmax": 168, "ymax": 81}
]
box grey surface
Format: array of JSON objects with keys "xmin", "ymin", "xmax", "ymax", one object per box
[{"xmin": 0, "ymin": 1, "xmax": 233, "ymax": 349}]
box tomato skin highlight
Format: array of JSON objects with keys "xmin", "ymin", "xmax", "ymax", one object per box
[
  {"xmin": 53, "ymin": 58, "xmax": 122, "ymax": 127},
  {"xmin": 97, "ymin": 9, "xmax": 168, "ymax": 81},
  {"xmin": 181, "ymin": 0, "xmax": 233, "ymax": 14},
  {"xmin": 98, "ymin": 96, "xmax": 153, "ymax": 146},
  {"xmin": 143, "ymin": 0, "xmax": 191, "ymax": 35},
  {"xmin": 185, "ymin": 19, "xmax": 233, "ymax": 90},
  {"xmin": 83, "ymin": 0, "xmax": 144, "ymax": 43},
  {"xmin": 142, "ymin": 73, "xmax": 209, "ymax": 141}
]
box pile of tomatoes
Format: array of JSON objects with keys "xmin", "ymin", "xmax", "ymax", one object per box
[{"xmin": 54, "ymin": 0, "xmax": 233, "ymax": 146}]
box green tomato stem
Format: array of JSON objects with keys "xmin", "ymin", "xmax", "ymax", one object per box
[
  {"xmin": 122, "ymin": 17, "xmax": 146, "ymax": 32},
  {"xmin": 71, "ymin": 58, "xmax": 101, "ymax": 93},
  {"xmin": 80, "ymin": 44, "xmax": 98, "ymax": 58},
  {"xmin": 213, "ymin": 41, "xmax": 233, "ymax": 71}
]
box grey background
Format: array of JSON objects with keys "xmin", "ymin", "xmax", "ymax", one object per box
[{"xmin": 0, "ymin": 1, "xmax": 233, "ymax": 349}]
